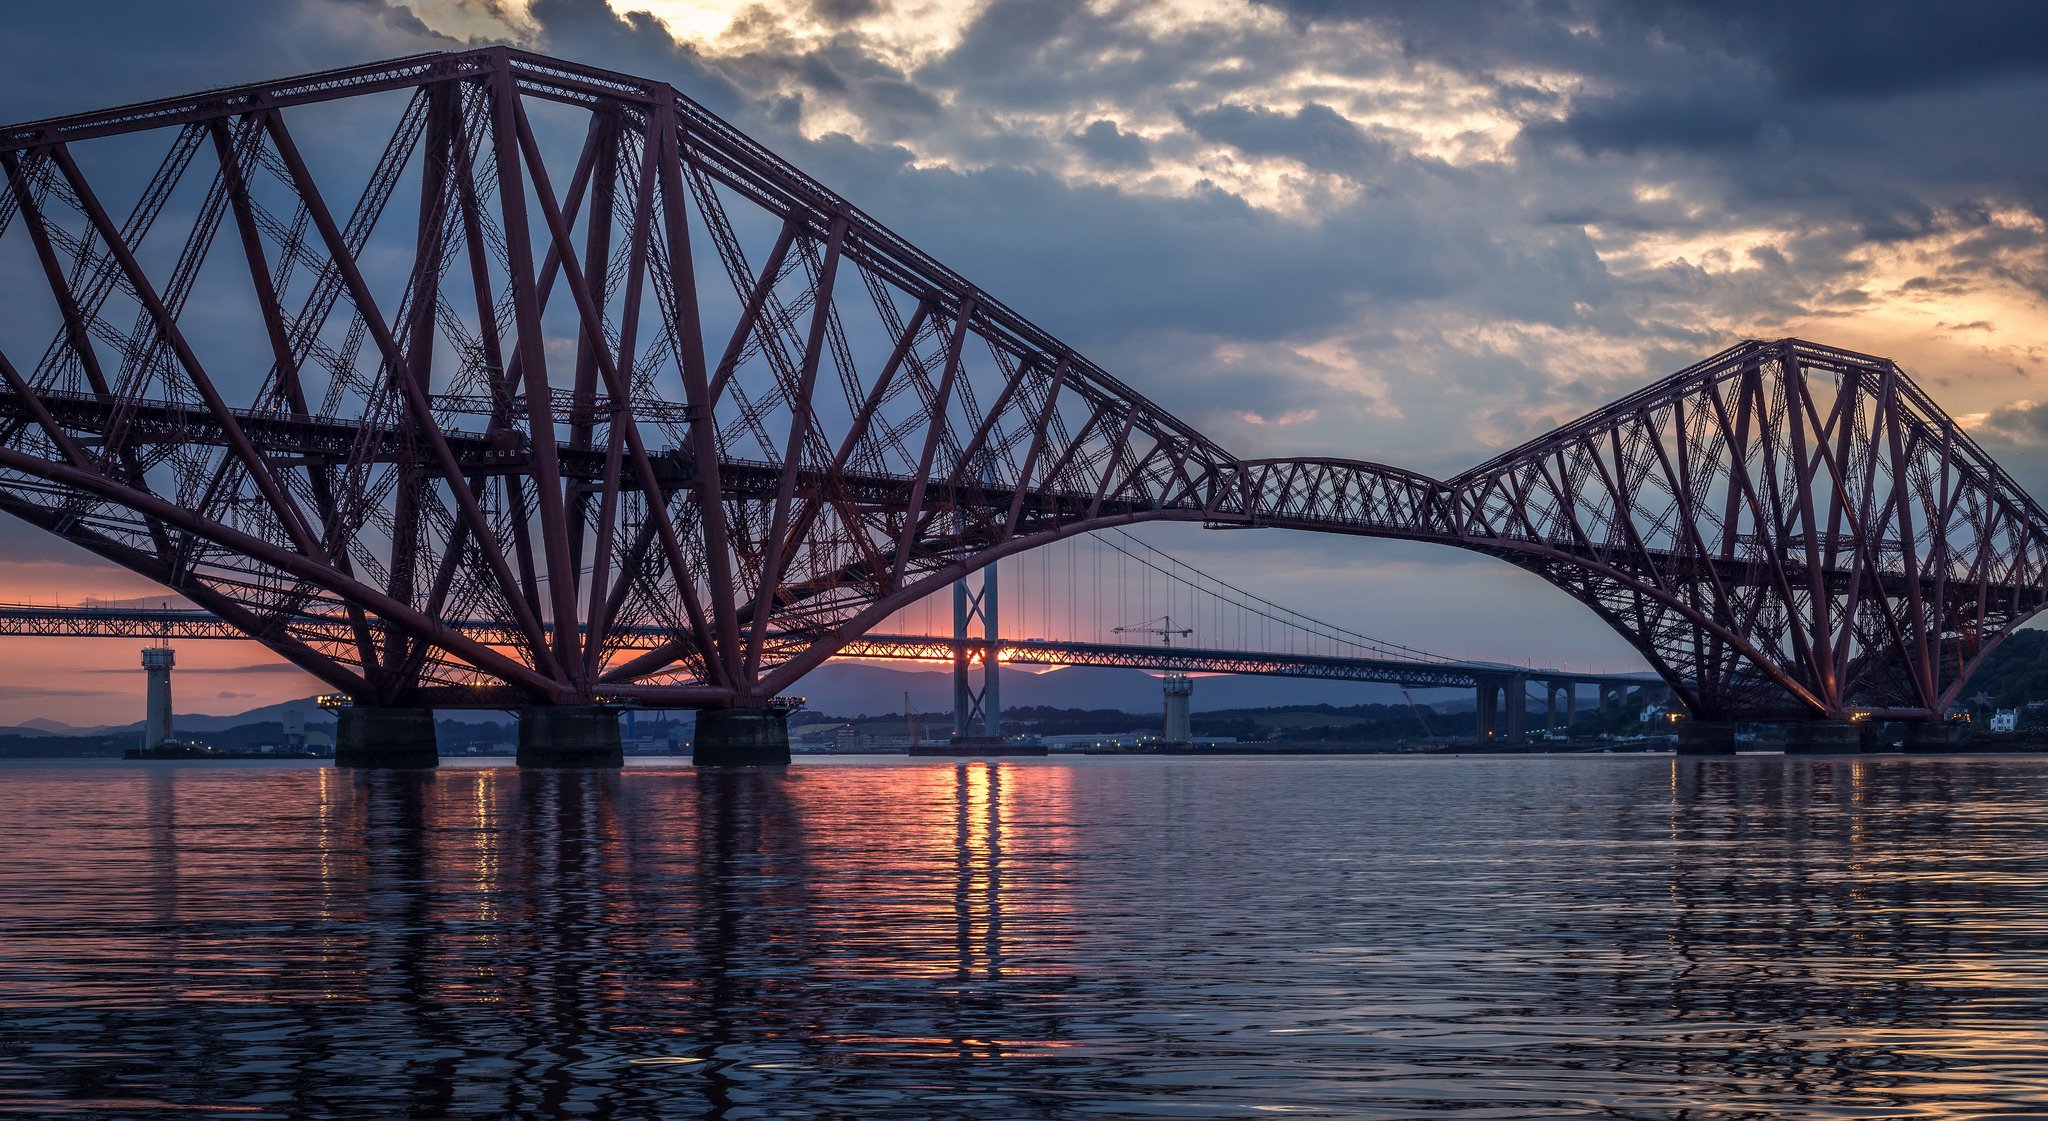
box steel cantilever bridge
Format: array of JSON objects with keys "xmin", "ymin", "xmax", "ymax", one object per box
[{"xmin": 0, "ymin": 48, "xmax": 2043, "ymax": 761}]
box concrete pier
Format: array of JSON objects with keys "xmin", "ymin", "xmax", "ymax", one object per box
[
  {"xmin": 1676, "ymin": 721, "xmax": 1736, "ymax": 755},
  {"xmin": 334, "ymin": 706, "xmax": 439, "ymax": 768},
  {"xmin": 1783, "ymin": 720, "xmax": 1861, "ymax": 755},
  {"xmin": 1901, "ymin": 721, "xmax": 1964, "ymax": 753},
  {"xmin": 517, "ymin": 706, "xmax": 624, "ymax": 767},
  {"xmin": 693, "ymin": 707, "xmax": 792, "ymax": 767}
]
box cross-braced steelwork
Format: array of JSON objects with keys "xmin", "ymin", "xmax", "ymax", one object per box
[
  {"xmin": 1230, "ymin": 340, "xmax": 2048, "ymax": 720},
  {"xmin": 0, "ymin": 49, "xmax": 2041, "ymax": 722}
]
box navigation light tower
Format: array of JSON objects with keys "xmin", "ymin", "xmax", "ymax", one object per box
[
  {"xmin": 1116, "ymin": 617, "xmax": 1194, "ymax": 745},
  {"xmin": 141, "ymin": 636, "xmax": 175, "ymax": 750}
]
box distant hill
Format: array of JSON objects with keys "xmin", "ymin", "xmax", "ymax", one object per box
[
  {"xmin": 780, "ymin": 660, "xmax": 1473, "ymax": 718},
  {"xmin": 18, "ymin": 717, "xmax": 119, "ymax": 735},
  {"xmin": 1961, "ymin": 629, "xmax": 2048, "ymax": 708}
]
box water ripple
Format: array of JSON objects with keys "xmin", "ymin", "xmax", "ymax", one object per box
[{"xmin": 1, "ymin": 755, "xmax": 2046, "ymax": 1118}]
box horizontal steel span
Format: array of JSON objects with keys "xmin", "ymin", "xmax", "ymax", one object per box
[
  {"xmin": 0, "ymin": 48, "xmax": 2042, "ymax": 722},
  {"xmin": 0, "ymin": 603, "xmax": 1657, "ymax": 692},
  {"xmin": 840, "ymin": 635, "xmax": 1659, "ymax": 692}
]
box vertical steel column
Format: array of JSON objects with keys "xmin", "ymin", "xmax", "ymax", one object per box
[
  {"xmin": 952, "ymin": 560, "xmax": 999, "ymax": 737},
  {"xmin": 981, "ymin": 562, "xmax": 1000, "ymax": 737}
]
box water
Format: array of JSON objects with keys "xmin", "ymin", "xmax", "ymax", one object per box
[{"xmin": 2, "ymin": 755, "xmax": 2047, "ymax": 1119}]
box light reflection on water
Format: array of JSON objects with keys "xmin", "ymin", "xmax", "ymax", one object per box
[{"xmin": 1, "ymin": 755, "xmax": 2047, "ymax": 1118}]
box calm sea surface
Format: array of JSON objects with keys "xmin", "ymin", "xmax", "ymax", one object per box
[{"xmin": 2, "ymin": 754, "xmax": 2047, "ymax": 1119}]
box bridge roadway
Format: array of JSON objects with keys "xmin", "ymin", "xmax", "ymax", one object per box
[{"xmin": 0, "ymin": 603, "xmax": 1660, "ymax": 742}]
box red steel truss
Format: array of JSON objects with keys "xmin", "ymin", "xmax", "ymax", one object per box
[{"xmin": 0, "ymin": 49, "xmax": 2040, "ymax": 721}]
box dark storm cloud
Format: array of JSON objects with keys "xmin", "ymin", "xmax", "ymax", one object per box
[
  {"xmin": 1252, "ymin": 0, "xmax": 2048, "ymax": 97},
  {"xmin": 1178, "ymin": 103, "xmax": 1390, "ymax": 174},
  {"xmin": 1068, "ymin": 120, "xmax": 1150, "ymax": 169},
  {"xmin": 792, "ymin": 134, "xmax": 1484, "ymax": 346},
  {"xmin": 526, "ymin": 0, "xmax": 747, "ymax": 113},
  {"xmin": 807, "ymin": 0, "xmax": 881, "ymax": 26},
  {"xmin": 0, "ymin": 0, "xmax": 454, "ymax": 122},
  {"xmin": 5, "ymin": 0, "xmax": 2046, "ymax": 469},
  {"xmin": 1980, "ymin": 399, "xmax": 2048, "ymax": 444}
]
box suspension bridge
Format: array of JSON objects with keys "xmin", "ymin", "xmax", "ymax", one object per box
[
  {"xmin": 0, "ymin": 525, "xmax": 1661, "ymax": 749},
  {"xmin": 0, "ymin": 48, "xmax": 2040, "ymax": 767}
]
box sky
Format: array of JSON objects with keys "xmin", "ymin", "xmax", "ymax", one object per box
[{"xmin": 1, "ymin": 0, "xmax": 2046, "ymax": 724}]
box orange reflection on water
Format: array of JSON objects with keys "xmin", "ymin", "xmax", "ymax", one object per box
[{"xmin": 8, "ymin": 755, "xmax": 2048, "ymax": 1118}]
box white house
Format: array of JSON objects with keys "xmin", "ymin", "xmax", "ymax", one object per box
[{"xmin": 1991, "ymin": 709, "xmax": 2019, "ymax": 733}]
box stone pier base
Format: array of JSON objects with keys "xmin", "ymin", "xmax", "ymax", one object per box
[
  {"xmin": 1784, "ymin": 720, "xmax": 1861, "ymax": 755},
  {"xmin": 517, "ymin": 706, "xmax": 624, "ymax": 768},
  {"xmin": 1901, "ymin": 722, "xmax": 1964, "ymax": 753},
  {"xmin": 334, "ymin": 706, "xmax": 438, "ymax": 769},
  {"xmin": 693, "ymin": 707, "xmax": 791, "ymax": 767},
  {"xmin": 1676, "ymin": 721, "xmax": 1736, "ymax": 756}
]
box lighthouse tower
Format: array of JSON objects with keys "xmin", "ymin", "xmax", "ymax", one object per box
[
  {"xmin": 1162, "ymin": 673, "xmax": 1193, "ymax": 745},
  {"xmin": 141, "ymin": 640, "xmax": 175, "ymax": 750}
]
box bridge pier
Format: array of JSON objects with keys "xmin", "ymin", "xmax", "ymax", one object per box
[
  {"xmin": 517, "ymin": 706, "xmax": 624, "ymax": 768},
  {"xmin": 1901, "ymin": 721, "xmax": 1965, "ymax": 753},
  {"xmin": 693, "ymin": 707, "xmax": 792, "ymax": 767},
  {"xmin": 1505, "ymin": 675, "xmax": 1528, "ymax": 746},
  {"xmin": 334, "ymin": 706, "xmax": 438, "ymax": 768},
  {"xmin": 1783, "ymin": 720, "xmax": 1860, "ymax": 754},
  {"xmin": 1675, "ymin": 721, "xmax": 1735, "ymax": 755},
  {"xmin": 1476, "ymin": 682, "xmax": 1499, "ymax": 742}
]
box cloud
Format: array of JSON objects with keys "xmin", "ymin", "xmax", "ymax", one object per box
[
  {"xmin": 1180, "ymin": 102, "xmax": 1390, "ymax": 173},
  {"xmin": 83, "ymin": 663, "xmax": 321, "ymax": 677},
  {"xmin": 1068, "ymin": 120, "xmax": 1150, "ymax": 169},
  {"xmin": 2, "ymin": 0, "xmax": 2046, "ymax": 676},
  {"xmin": 1977, "ymin": 399, "xmax": 2048, "ymax": 444}
]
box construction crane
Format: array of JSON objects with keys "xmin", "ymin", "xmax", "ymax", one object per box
[
  {"xmin": 1114, "ymin": 617, "xmax": 1193, "ymax": 648},
  {"xmin": 1403, "ymin": 689, "xmax": 1448, "ymax": 752},
  {"xmin": 1117, "ymin": 618, "xmax": 1196, "ymax": 745}
]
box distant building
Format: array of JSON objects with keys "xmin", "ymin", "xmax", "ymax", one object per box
[
  {"xmin": 1991, "ymin": 709, "xmax": 2019, "ymax": 733},
  {"xmin": 1640, "ymin": 703, "xmax": 1667, "ymax": 724}
]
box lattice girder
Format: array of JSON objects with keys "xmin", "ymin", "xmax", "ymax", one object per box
[{"xmin": 0, "ymin": 50, "xmax": 2041, "ymax": 719}]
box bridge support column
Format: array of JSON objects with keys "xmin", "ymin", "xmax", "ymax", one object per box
[
  {"xmin": 1505, "ymin": 676, "xmax": 1528, "ymax": 746},
  {"xmin": 1676, "ymin": 721, "xmax": 1735, "ymax": 756},
  {"xmin": 517, "ymin": 706, "xmax": 623, "ymax": 768},
  {"xmin": 1565, "ymin": 685, "xmax": 1577, "ymax": 729},
  {"xmin": 694, "ymin": 707, "xmax": 791, "ymax": 767},
  {"xmin": 1476, "ymin": 683, "xmax": 1499, "ymax": 742},
  {"xmin": 335, "ymin": 706, "xmax": 438, "ymax": 768},
  {"xmin": 1783, "ymin": 720, "xmax": 1860, "ymax": 754},
  {"xmin": 1902, "ymin": 721, "xmax": 1964, "ymax": 753}
]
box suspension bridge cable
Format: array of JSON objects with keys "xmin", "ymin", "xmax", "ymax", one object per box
[{"xmin": 1095, "ymin": 529, "xmax": 1458, "ymax": 663}]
